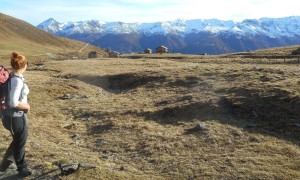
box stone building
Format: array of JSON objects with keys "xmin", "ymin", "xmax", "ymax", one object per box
[
  {"xmin": 109, "ymin": 51, "xmax": 120, "ymax": 58},
  {"xmin": 156, "ymin": 45, "xmax": 168, "ymax": 53},
  {"xmin": 144, "ymin": 48, "xmax": 152, "ymax": 54}
]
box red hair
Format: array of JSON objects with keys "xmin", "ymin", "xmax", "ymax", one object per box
[{"xmin": 11, "ymin": 52, "xmax": 27, "ymax": 70}]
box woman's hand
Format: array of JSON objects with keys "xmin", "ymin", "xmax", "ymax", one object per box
[
  {"xmin": 24, "ymin": 104, "xmax": 30, "ymax": 113},
  {"xmin": 16, "ymin": 102, "xmax": 30, "ymax": 113}
]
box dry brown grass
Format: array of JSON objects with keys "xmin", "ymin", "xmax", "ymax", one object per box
[
  {"xmin": 0, "ymin": 12, "xmax": 108, "ymax": 64},
  {"xmin": 0, "ymin": 54, "xmax": 299, "ymax": 179}
]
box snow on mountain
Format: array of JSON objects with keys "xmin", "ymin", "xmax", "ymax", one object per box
[
  {"xmin": 37, "ymin": 18, "xmax": 61, "ymax": 34},
  {"xmin": 104, "ymin": 22, "xmax": 139, "ymax": 34},
  {"xmin": 36, "ymin": 17, "xmax": 300, "ymax": 55},
  {"xmin": 260, "ymin": 17, "xmax": 300, "ymax": 37},
  {"xmin": 37, "ymin": 16, "xmax": 300, "ymax": 38}
]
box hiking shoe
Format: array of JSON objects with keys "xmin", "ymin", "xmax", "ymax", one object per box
[
  {"xmin": 8, "ymin": 163, "xmax": 17, "ymax": 170},
  {"xmin": 18, "ymin": 167, "xmax": 32, "ymax": 177},
  {"xmin": 0, "ymin": 159, "xmax": 12, "ymax": 172}
]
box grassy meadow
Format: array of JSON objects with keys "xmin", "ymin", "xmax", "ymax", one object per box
[{"xmin": 0, "ymin": 53, "xmax": 299, "ymax": 179}]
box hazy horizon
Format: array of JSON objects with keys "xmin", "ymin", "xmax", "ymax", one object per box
[
  {"xmin": 39, "ymin": 15, "xmax": 300, "ymax": 25},
  {"xmin": 1, "ymin": 0, "xmax": 299, "ymax": 26}
]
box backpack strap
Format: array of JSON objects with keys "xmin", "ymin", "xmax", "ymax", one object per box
[
  {"xmin": 9, "ymin": 73, "xmax": 25, "ymax": 100},
  {"xmin": 10, "ymin": 73, "xmax": 25, "ymax": 82}
]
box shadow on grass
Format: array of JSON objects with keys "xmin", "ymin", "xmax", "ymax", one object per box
[
  {"xmin": 88, "ymin": 122, "xmax": 114, "ymax": 135},
  {"xmin": 132, "ymin": 86, "xmax": 300, "ymax": 144},
  {"xmin": 30, "ymin": 169, "xmax": 60, "ymax": 180},
  {"xmin": 219, "ymin": 87, "xmax": 300, "ymax": 142},
  {"xmin": 167, "ymin": 76, "xmax": 203, "ymax": 88},
  {"xmin": 73, "ymin": 71, "xmax": 300, "ymax": 144},
  {"xmin": 137, "ymin": 101, "xmax": 220, "ymax": 124},
  {"xmin": 70, "ymin": 73, "xmax": 167, "ymax": 94},
  {"xmin": 0, "ymin": 164, "xmax": 61, "ymax": 179}
]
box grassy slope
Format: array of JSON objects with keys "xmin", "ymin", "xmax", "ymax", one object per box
[
  {"xmin": 0, "ymin": 13, "xmax": 299, "ymax": 178},
  {"xmin": 0, "ymin": 52, "xmax": 298, "ymax": 179},
  {"xmin": 0, "ymin": 13, "xmax": 107, "ymax": 62}
]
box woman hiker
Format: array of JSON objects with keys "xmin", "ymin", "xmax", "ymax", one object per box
[{"xmin": 0, "ymin": 52, "xmax": 32, "ymax": 177}]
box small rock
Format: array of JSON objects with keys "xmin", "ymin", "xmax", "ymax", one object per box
[
  {"xmin": 185, "ymin": 123, "xmax": 207, "ymax": 134},
  {"xmin": 35, "ymin": 65, "xmax": 44, "ymax": 70},
  {"xmin": 96, "ymin": 139, "xmax": 107, "ymax": 146},
  {"xmin": 61, "ymin": 93, "xmax": 72, "ymax": 100},
  {"xmin": 75, "ymin": 140, "xmax": 80, "ymax": 145},
  {"xmin": 81, "ymin": 95, "xmax": 88, "ymax": 99},
  {"xmin": 193, "ymin": 123, "xmax": 206, "ymax": 131},
  {"xmin": 71, "ymin": 134, "xmax": 80, "ymax": 140},
  {"xmin": 86, "ymin": 117, "xmax": 93, "ymax": 121}
]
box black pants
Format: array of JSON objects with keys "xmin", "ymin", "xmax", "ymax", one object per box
[{"xmin": 1, "ymin": 112, "xmax": 28, "ymax": 171}]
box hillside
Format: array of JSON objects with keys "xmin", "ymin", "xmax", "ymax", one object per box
[
  {"xmin": 37, "ymin": 17, "xmax": 300, "ymax": 54},
  {"xmin": 0, "ymin": 13, "xmax": 107, "ymax": 62},
  {"xmin": 0, "ymin": 46, "xmax": 299, "ymax": 179}
]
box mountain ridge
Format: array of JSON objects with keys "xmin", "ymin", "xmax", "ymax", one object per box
[
  {"xmin": 38, "ymin": 16, "xmax": 300, "ymax": 37},
  {"xmin": 37, "ymin": 16, "xmax": 300, "ymax": 54}
]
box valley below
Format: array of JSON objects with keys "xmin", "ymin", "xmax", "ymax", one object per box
[{"xmin": 0, "ymin": 54, "xmax": 299, "ymax": 179}]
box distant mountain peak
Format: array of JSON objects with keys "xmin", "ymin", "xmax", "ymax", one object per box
[
  {"xmin": 46, "ymin": 18, "xmax": 56, "ymax": 21},
  {"xmin": 43, "ymin": 18, "xmax": 58, "ymax": 25},
  {"xmin": 37, "ymin": 16, "xmax": 300, "ymax": 38},
  {"xmin": 37, "ymin": 16, "xmax": 300, "ymax": 54}
]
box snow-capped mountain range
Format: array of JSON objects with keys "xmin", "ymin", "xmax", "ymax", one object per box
[{"xmin": 37, "ymin": 17, "xmax": 300, "ymax": 54}]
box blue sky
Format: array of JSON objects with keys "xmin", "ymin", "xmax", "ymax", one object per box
[{"xmin": 0, "ymin": 0, "xmax": 299, "ymax": 25}]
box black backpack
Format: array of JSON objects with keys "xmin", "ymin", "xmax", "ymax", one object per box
[{"xmin": 0, "ymin": 65, "xmax": 11, "ymax": 116}]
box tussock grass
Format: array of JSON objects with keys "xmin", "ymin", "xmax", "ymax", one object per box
[{"xmin": 0, "ymin": 54, "xmax": 299, "ymax": 179}]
